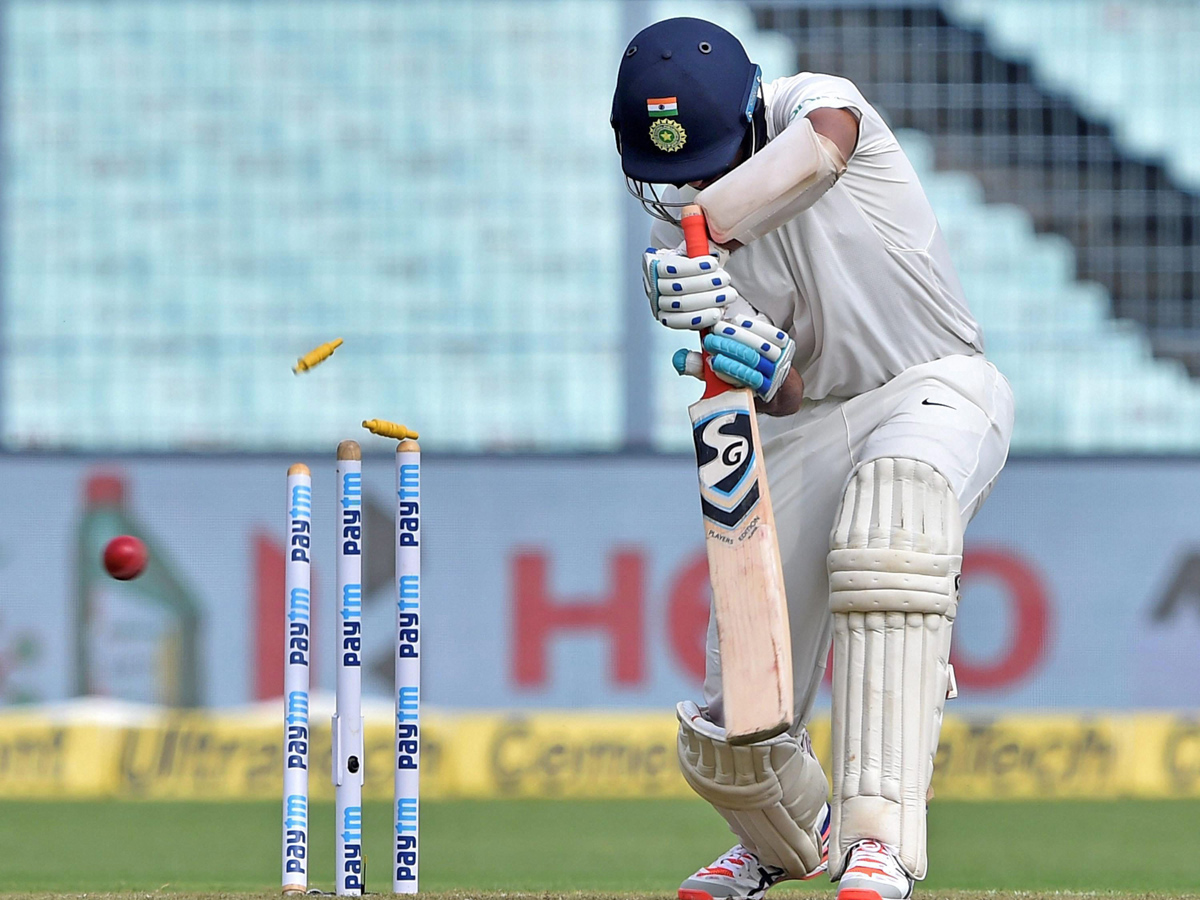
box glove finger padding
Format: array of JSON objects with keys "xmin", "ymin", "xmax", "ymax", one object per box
[
  {"xmin": 660, "ymin": 270, "xmax": 735, "ymax": 295},
  {"xmin": 676, "ymin": 701, "xmax": 829, "ymax": 878},
  {"xmin": 704, "ymin": 333, "xmax": 775, "ymax": 392},
  {"xmin": 702, "ymin": 315, "xmax": 797, "ymax": 401},
  {"xmin": 705, "ymin": 334, "xmax": 768, "ymax": 370},
  {"xmin": 659, "ymin": 286, "xmax": 736, "ymax": 315},
  {"xmin": 643, "ymin": 245, "xmax": 740, "ymax": 330},
  {"xmin": 709, "ymin": 352, "xmax": 767, "ymax": 392},
  {"xmin": 713, "ymin": 320, "xmax": 789, "ymax": 363},
  {"xmin": 661, "ymin": 308, "xmax": 723, "ymax": 331},
  {"xmin": 653, "ymin": 253, "xmax": 727, "ymax": 279}
]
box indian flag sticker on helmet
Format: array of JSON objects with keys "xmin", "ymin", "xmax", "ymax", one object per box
[
  {"xmin": 650, "ymin": 118, "xmax": 686, "ymax": 152},
  {"xmin": 647, "ymin": 97, "xmax": 679, "ymax": 117}
]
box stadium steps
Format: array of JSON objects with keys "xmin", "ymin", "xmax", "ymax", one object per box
[
  {"xmin": 947, "ymin": 0, "xmax": 1200, "ymax": 188},
  {"xmin": 750, "ymin": 2, "xmax": 1200, "ymax": 376}
]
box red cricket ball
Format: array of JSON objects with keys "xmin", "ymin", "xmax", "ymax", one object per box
[{"xmin": 103, "ymin": 535, "xmax": 148, "ymax": 580}]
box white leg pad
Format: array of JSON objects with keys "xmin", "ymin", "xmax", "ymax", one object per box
[
  {"xmin": 827, "ymin": 458, "xmax": 962, "ymax": 881},
  {"xmin": 676, "ymin": 700, "xmax": 828, "ymax": 878}
]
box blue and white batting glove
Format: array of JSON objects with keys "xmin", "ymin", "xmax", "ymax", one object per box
[
  {"xmin": 671, "ymin": 314, "xmax": 796, "ymax": 403},
  {"xmin": 643, "ymin": 242, "xmax": 739, "ymax": 330}
]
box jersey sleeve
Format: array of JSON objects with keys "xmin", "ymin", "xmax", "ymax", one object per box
[{"xmin": 766, "ymin": 73, "xmax": 867, "ymax": 137}]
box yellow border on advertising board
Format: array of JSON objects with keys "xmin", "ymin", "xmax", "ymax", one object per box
[{"xmin": 1, "ymin": 710, "xmax": 1197, "ymax": 800}]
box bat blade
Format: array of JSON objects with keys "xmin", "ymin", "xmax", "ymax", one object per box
[{"xmin": 689, "ymin": 388, "xmax": 793, "ymax": 744}]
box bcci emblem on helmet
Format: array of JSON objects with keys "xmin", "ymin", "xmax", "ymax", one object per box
[
  {"xmin": 693, "ymin": 409, "xmax": 761, "ymax": 529},
  {"xmin": 612, "ymin": 18, "xmax": 763, "ymax": 191},
  {"xmin": 650, "ymin": 118, "xmax": 686, "ymax": 152}
]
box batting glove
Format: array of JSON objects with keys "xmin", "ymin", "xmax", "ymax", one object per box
[
  {"xmin": 643, "ymin": 242, "xmax": 739, "ymax": 330},
  {"xmin": 672, "ymin": 314, "xmax": 796, "ymax": 403}
]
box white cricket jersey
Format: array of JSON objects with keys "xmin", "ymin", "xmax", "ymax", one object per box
[{"xmin": 650, "ymin": 72, "xmax": 983, "ymax": 401}]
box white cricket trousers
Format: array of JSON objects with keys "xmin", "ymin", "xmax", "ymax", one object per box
[{"xmin": 701, "ymin": 353, "xmax": 1015, "ymax": 727}]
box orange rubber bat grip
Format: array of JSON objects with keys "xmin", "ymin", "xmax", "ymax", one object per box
[
  {"xmin": 680, "ymin": 205, "xmax": 728, "ymax": 400},
  {"xmin": 681, "ymin": 204, "xmax": 710, "ymax": 258}
]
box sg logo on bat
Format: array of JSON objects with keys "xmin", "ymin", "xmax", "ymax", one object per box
[{"xmin": 692, "ymin": 399, "xmax": 762, "ymax": 531}]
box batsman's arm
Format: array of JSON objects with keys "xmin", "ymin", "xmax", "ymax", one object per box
[
  {"xmin": 806, "ymin": 107, "xmax": 858, "ymax": 161},
  {"xmin": 693, "ymin": 107, "xmax": 855, "ymax": 246},
  {"xmin": 755, "ymin": 367, "xmax": 804, "ymax": 417}
]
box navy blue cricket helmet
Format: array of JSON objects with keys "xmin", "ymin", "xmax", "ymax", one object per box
[{"xmin": 611, "ymin": 17, "xmax": 763, "ymax": 213}]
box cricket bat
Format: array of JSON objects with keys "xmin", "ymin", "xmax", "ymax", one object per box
[{"xmin": 681, "ymin": 204, "xmax": 793, "ymax": 745}]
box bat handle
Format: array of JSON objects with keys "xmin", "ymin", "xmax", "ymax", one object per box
[{"xmin": 681, "ymin": 205, "xmax": 729, "ymax": 400}]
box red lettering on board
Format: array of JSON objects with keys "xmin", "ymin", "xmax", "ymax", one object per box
[
  {"xmin": 253, "ymin": 532, "xmax": 286, "ymax": 700},
  {"xmin": 667, "ymin": 552, "xmax": 710, "ymax": 681},
  {"xmin": 511, "ymin": 550, "xmax": 644, "ymax": 687},
  {"xmin": 952, "ymin": 547, "xmax": 1051, "ymax": 690}
]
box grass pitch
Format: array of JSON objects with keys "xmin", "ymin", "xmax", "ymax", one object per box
[{"xmin": 1, "ymin": 798, "xmax": 1199, "ymax": 895}]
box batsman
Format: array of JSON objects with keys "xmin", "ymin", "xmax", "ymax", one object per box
[{"xmin": 611, "ymin": 18, "xmax": 1014, "ymax": 900}]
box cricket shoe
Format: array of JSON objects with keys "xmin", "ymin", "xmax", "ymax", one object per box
[
  {"xmin": 836, "ymin": 839, "xmax": 914, "ymax": 900},
  {"xmin": 678, "ymin": 804, "xmax": 831, "ymax": 900}
]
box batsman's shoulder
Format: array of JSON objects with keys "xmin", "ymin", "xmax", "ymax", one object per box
[{"xmin": 767, "ymin": 71, "xmax": 868, "ymax": 134}]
